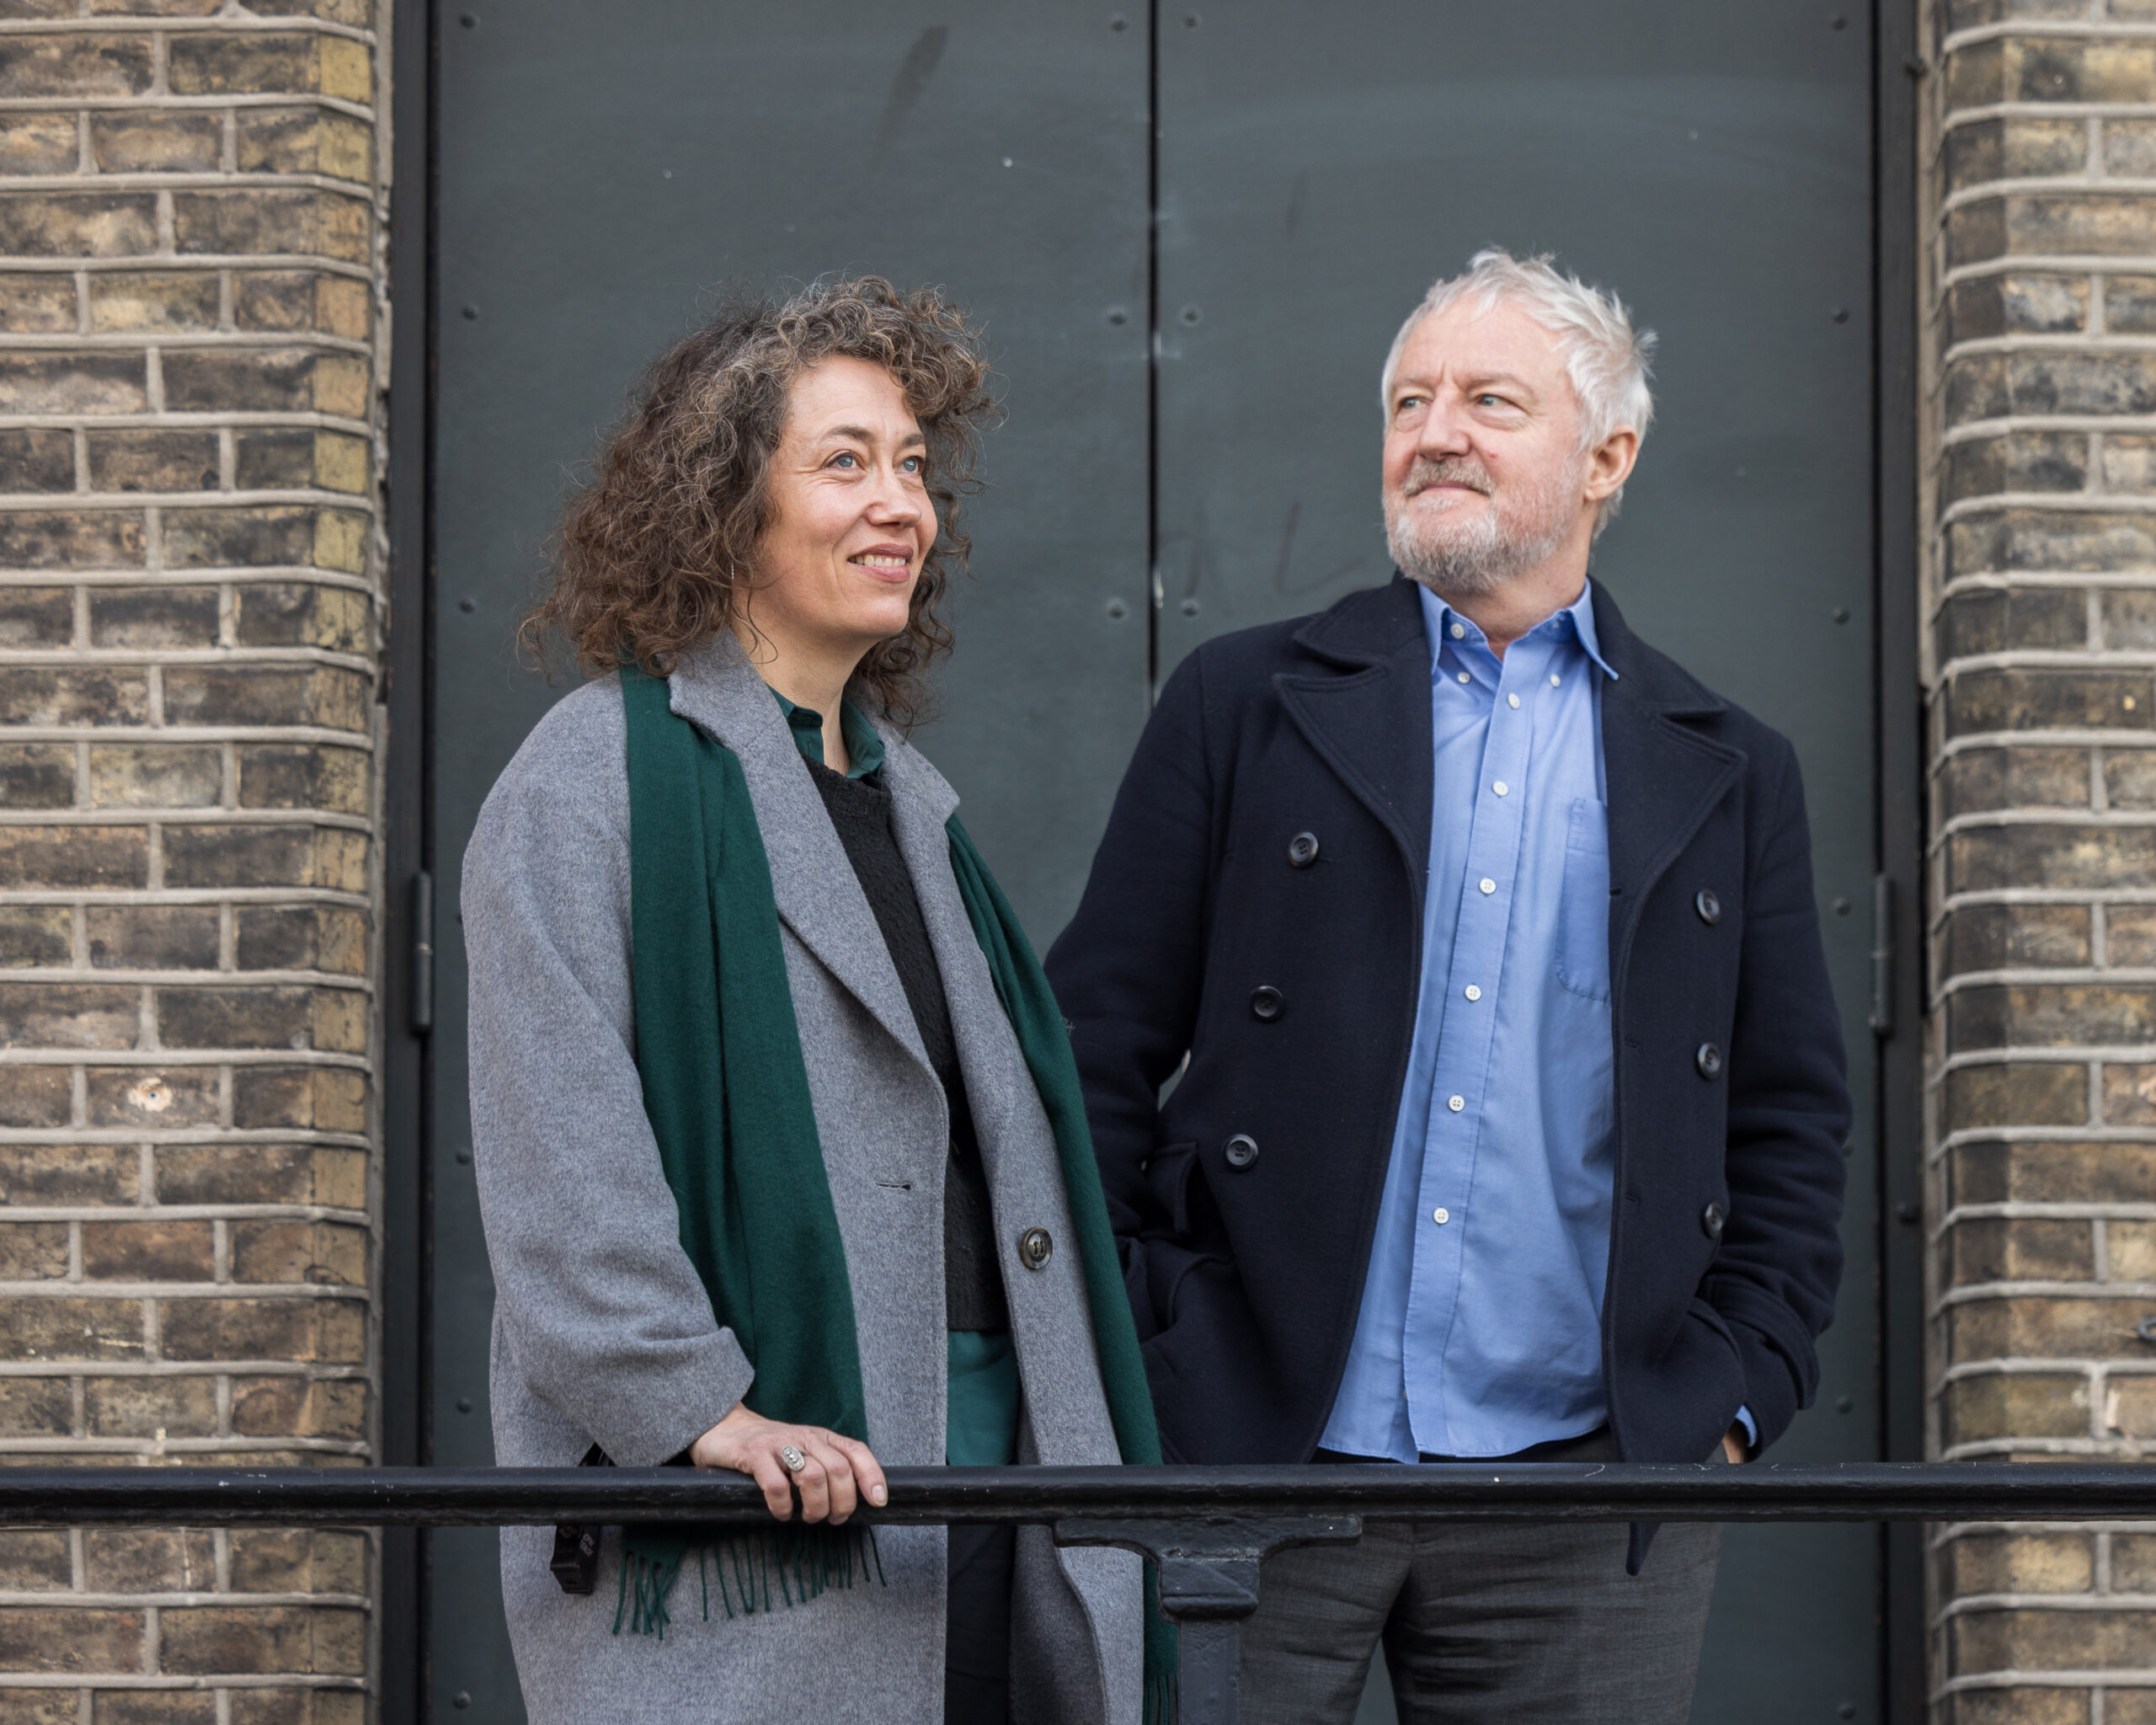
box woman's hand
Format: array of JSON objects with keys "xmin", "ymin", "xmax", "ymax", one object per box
[
  {"xmin": 1721, "ymin": 1425, "xmax": 1749, "ymax": 1464},
  {"xmin": 689, "ymin": 1402, "xmax": 889, "ymax": 1525}
]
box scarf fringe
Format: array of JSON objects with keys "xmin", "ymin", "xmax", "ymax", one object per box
[{"xmin": 611, "ymin": 1522, "xmax": 885, "ymax": 1639}]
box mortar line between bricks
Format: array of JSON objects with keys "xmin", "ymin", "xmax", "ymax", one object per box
[
  {"xmin": 0, "ymin": 173, "xmax": 379, "ymax": 198},
  {"xmin": 0, "ymin": 1678, "xmax": 364, "ymax": 1692},
  {"xmin": 0, "ymin": 331, "xmax": 371, "ymax": 356},
  {"xmin": 0, "ymin": 489, "xmax": 382, "ymax": 513},
  {"xmin": 3, "ymin": 971, "xmax": 376, "ymax": 994},
  {"xmin": 1934, "ymin": 964, "xmax": 2156, "ymax": 991},
  {"xmin": 0, "ymin": 726, "xmax": 376, "ymax": 746},
  {"xmin": 1942, "ymin": 254, "xmax": 2156, "ymax": 288},
  {"xmin": 1943, "ymin": 418, "xmax": 2156, "ymax": 444},
  {"xmin": 0, "ymin": 1279, "xmax": 368, "ymax": 1296},
  {"xmin": 0, "ymin": 1205, "xmax": 368, "ymax": 1223},
  {"xmin": 0, "ymin": 15, "xmax": 376, "ymax": 39},
  {"xmin": 0, "ymin": 895, "xmax": 368, "ymax": 914},
  {"xmin": 1937, "ymin": 570, "xmax": 2156, "ymax": 593},
  {"xmin": 1934, "ymin": 1520, "xmax": 2156, "ymax": 1539},
  {"xmin": 0, "ymin": 1590, "xmax": 372, "ymax": 1609},
  {"xmin": 0, "ymin": 1437, "xmax": 371, "ymax": 1455},
  {"xmin": 1935, "ymin": 726, "xmax": 2156, "ymax": 753},
  {"xmin": 0, "ymin": 251, "xmax": 371, "ymax": 277},
  {"xmin": 1942, "ymin": 177, "xmax": 2156, "ymax": 217},
  {"xmin": 1932, "ymin": 1127, "xmax": 2156, "ymax": 1160},
  {"xmin": 0, "ymin": 569, "xmax": 378, "ymax": 593},
  {"xmin": 0, "ymin": 94, "xmax": 373, "ymax": 123},
  {"xmin": 1934, "ymin": 1278, "xmax": 2156, "ymax": 1303},
  {"xmin": 1940, "ymin": 1428, "xmax": 2156, "ymax": 1453},
  {"xmin": 1946, "ymin": 100, "xmax": 2156, "ymax": 128},
  {"xmin": 1936, "ymin": 1674, "xmax": 2156, "ymax": 1696},
  {"xmin": 1929, "ymin": 1044, "xmax": 2156, "ymax": 1069},
  {"xmin": 0, "ymin": 647, "xmax": 375, "ymax": 670},
  {"xmin": 0, "ymin": 813, "xmax": 376, "ymax": 835},
  {"xmin": 1938, "ymin": 1591, "xmax": 2156, "ymax": 1616},
  {"xmin": 1940, "ymin": 490, "xmax": 2156, "ymax": 518},
  {"xmin": 1931, "ymin": 807, "xmax": 2156, "ymax": 837},
  {"xmin": 0, "ymin": 1050, "xmax": 368, "ymax": 1069},
  {"xmin": 1940, "ymin": 19, "xmax": 2156, "ymax": 50},
  {"xmin": 0, "ymin": 1360, "xmax": 367, "ymax": 1376},
  {"xmin": 1941, "ymin": 1350, "xmax": 2156, "ymax": 1372},
  {"xmin": 0, "ymin": 414, "xmax": 375, "ymax": 435},
  {"xmin": 1934, "ymin": 647, "xmax": 2156, "ymax": 670}
]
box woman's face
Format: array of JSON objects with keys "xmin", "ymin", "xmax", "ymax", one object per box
[{"xmin": 748, "ymin": 355, "xmax": 934, "ymax": 667}]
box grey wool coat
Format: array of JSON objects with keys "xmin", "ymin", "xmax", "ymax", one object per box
[{"xmin": 462, "ymin": 640, "xmax": 1143, "ymax": 1725}]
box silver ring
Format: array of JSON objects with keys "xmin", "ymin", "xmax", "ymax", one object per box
[{"xmin": 779, "ymin": 1445, "xmax": 808, "ymax": 1474}]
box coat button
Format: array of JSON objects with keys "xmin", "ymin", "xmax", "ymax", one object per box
[
  {"xmin": 1287, "ymin": 831, "xmax": 1320, "ymax": 868},
  {"xmin": 1224, "ymin": 1134, "xmax": 1259, "ymax": 1170},
  {"xmin": 1250, "ymin": 985, "xmax": 1284, "ymax": 1022},
  {"xmin": 1695, "ymin": 1043, "xmax": 1723, "ymax": 1079},
  {"xmin": 1017, "ymin": 1227, "xmax": 1053, "ymax": 1271},
  {"xmin": 1702, "ymin": 1202, "xmax": 1726, "ymax": 1239},
  {"xmin": 1695, "ymin": 889, "xmax": 1721, "ymax": 926}
]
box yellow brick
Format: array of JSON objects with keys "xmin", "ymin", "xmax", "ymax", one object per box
[
  {"xmin": 312, "ymin": 432, "xmax": 368, "ymax": 495},
  {"xmin": 312, "ymin": 510, "xmax": 366, "ymax": 574},
  {"xmin": 316, "ymin": 38, "xmax": 371, "ymax": 104}
]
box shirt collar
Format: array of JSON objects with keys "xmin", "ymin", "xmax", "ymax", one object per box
[
  {"xmin": 1416, "ymin": 577, "xmax": 1620, "ymax": 681},
  {"xmin": 768, "ymin": 686, "xmax": 887, "ymax": 779}
]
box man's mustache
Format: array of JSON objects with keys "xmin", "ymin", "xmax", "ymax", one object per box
[{"xmin": 1400, "ymin": 457, "xmax": 1494, "ymax": 499}]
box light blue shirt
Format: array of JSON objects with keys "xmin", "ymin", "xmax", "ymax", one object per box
[{"xmin": 1319, "ymin": 580, "xmax": 1622, "ymax": 1461}]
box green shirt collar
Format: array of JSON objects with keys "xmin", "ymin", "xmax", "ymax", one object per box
[{"xmin": 769, "ymin": 687, "xmax": 886, "ymax": 779}]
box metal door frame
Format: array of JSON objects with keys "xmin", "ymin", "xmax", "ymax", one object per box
[{"xmin": 381, "ymin": 3, "xmax": 1929, "ymax": 1715}]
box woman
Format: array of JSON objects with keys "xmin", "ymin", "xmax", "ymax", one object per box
[{"xmin": 462, "ymin": 278, "xmax": 1162, "ymax": 1723}]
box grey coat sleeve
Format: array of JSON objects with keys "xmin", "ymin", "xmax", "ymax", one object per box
[{"xmin": 462, "ymin": 677, "xmax": 755, "ymax": 1467}]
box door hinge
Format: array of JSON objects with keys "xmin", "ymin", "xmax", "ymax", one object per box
[
  {"xmin": 410, "ymin": 870, "xmax": 435, "ymax": 1036},
  {"xmin": 1868, "ymin": 873, "xmax": 1893, "ymax": 1041}
]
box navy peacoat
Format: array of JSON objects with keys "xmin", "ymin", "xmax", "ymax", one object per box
[{"xmin": 1045, "ymin": 574, "xmax": 1850, "ymax": 1477}]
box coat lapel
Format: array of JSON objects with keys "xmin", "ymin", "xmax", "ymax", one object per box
[
  {"xmin": 1273, "ymin": 576, "xmax": 1436, "ymax": 895},
  {"xmin": 1591, "ymin": 586, "xmax": 1746, "ymax": 969},
  {"xmin": 664, "ymin": 641, "xmax": 929, "ymax": 1069}
]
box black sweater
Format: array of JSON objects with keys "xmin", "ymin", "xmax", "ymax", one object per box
[{"xmin": 806, "ymin": 760, "xmax": 1009, "ymax": 1333}]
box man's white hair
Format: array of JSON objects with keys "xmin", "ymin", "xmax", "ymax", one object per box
[{"xmin": 1380, "ymin": 249, "xmax": 1657, "ymax": 531}]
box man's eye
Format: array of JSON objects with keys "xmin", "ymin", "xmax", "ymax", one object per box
[{"xmin": 1476, "ymin": 394, "xmax": 1510, "ymax": 409}]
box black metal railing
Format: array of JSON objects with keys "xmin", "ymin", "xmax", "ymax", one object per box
[{"xmin": 12, "ymin": 1461, "xmax": 2156, "ymax": 1724}]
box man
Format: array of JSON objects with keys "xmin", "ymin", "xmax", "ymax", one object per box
[{"xmin": 1043, "ymin": 250, "xmax": 1849, "ymax": 1722}]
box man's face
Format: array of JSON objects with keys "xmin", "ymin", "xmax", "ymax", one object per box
[{"xmin": 1380, "ymin": 298, "xmax": 1593, "ymax": 598}]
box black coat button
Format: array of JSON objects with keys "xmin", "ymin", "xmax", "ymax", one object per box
[
  {"xmin": 1224, "ymin": 1135, "xmax": 1259, "ymax": 1170},
  {"xmin": 1017, "ymin": 1227, "xmax": 1053, "ymax": 1271},
  {"xmin": 1250, "ymin": 985, "xmax": 1284, "ymax": 1022},
  {"xmin": 1288, "ymin": 831, "xmax": 1320, "ymax": 868},
  {"xmin": 1696, "ymin": 1043, "xmax": 1723, "ymax": 1079},
  {"xmin": 1695, "ymin": 889, "xmax": 1721, "ymax": 926},
  {"xmin": 1702, "ymin": 1202, "xmax": 1726, "ymax": 1239}
]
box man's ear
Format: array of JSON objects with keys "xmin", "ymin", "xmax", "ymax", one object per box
[{"xmin": 1583, "ymin": 427, "xmax": 1640, "ymax": 504}]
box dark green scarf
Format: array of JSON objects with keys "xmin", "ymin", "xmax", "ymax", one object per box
[{"xmin": 618, "ymin": 670, "xmax": 1173, "ymax": 1712}]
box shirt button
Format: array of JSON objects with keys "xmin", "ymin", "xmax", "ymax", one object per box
[
  {"xmin": 1478, "ymin": 878, "xmax": 1496, "ymax": 895},
  {"xmin": 1457, "ymin": 670, "xmax": 1470, "ymax": 684},
  {"xmin": 1507, "ymin": 692, "xmax": 1520, "ymax": 708},
  {"xmin": 1433, "ymin": 1207, "xmax": 1451, "ymax": 1225},
  {"xmin": 1464, "ymin": 985, "xmax": 1481, "ymax": 1001},
  {"xmin": 1492, "ymin": 781, "xmax": 1508, "ymax": 797},
  {"xmin": 1450, "ymin": 622, "xmax": 1465, "ymax": 639},
  {"xmin": 1447, "ymin": 1094, "xmax": 1465, "ymax": 1112},
  {"xmin": 1550, "ymin": 673, "xmax": 1561, "ymax": 686}
]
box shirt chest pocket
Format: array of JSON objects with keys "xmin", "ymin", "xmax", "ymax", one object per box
[{"xmin": 1556, "ymin": 796, "xmax": 1612, "ymax": 1004}]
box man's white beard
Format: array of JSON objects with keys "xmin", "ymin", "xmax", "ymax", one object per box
[{"xmin": 1385, "ymin": 453, "xmax": 1582, "ymax": 599}]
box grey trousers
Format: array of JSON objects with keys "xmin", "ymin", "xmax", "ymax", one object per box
[{"xmin": 1239, "ymin": 1431, "xmax": 1723, "ymax": 1725}]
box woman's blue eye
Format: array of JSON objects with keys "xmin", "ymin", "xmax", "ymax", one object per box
[{"xmin": 831, "ymin": 452, "xmax": 858, "ymax": 468}]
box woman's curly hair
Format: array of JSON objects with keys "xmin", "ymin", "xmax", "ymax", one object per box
[{"xmin": 521, "ymin": 275, "xmax": 999, "ymax": 728}]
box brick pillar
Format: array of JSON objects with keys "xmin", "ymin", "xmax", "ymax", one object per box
[
  {"xmin": 0, "ymin": 3, "xmax": 386, "ymax": 1720},
  {"xmin": 1928, "ymin": 3, "xmax": 2156, "ymax": 1722}
]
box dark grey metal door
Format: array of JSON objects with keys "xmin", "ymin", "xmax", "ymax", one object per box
[
  {"xmin": 428, "ymin": 6, "xmax": 1148, "ymax": 1715},
  {"xmin": 1150, "ymin": 10, "xmax": 1881, "ymax": 1722},
  {"xmin": 424, "ymin": 7, "xmax": 1889, "ymax": 1720}
]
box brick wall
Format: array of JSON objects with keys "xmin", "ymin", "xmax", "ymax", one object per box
[
  {"xmin": 0, "ymin": 1, "xmax": 386, "ymax": 1720},
  {"xmin": 1928, "ymin": 3, "xmax": 2156, "ymax": 1721}
]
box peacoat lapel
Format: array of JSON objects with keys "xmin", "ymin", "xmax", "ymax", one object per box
[
  {"xmin": 1274, "ymin": 575, "xmax": 1438, "ymax": 901},
  {"xmin": 664, "ymin": 639, "xmax": 931, "ymax": 1072},
  {"xmin": 1590, "ymin": 585, "xmax": 1746, "ymax": 973}
]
